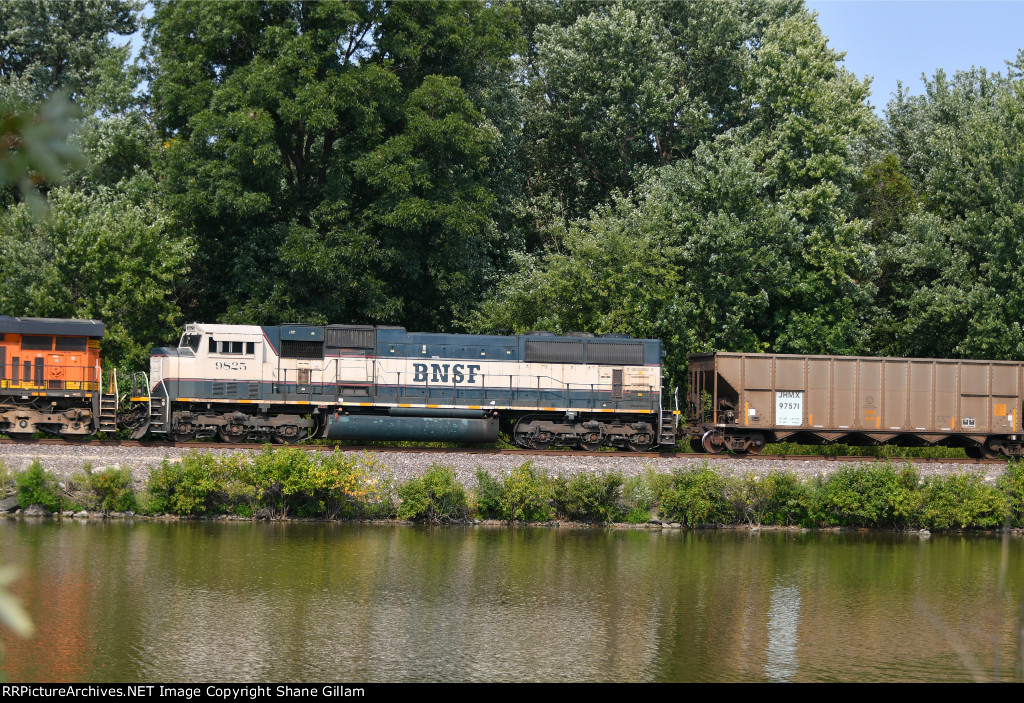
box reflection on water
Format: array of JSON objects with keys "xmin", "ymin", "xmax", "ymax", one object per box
[
  {"xmin": 765, "ymin": 580, "xmax": 801, "ymax": 682},
  {"xmin": 0, "ymin": 522, "xmax": 1021, "ymax": 682}
]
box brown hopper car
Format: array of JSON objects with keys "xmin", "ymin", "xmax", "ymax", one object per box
[{"xmin": 686, "ymin": 351, "xmax": 1024, "ymax": 458}]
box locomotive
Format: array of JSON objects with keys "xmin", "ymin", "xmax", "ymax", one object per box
[
  {"xmin": 0, "ymin": 315, "xmax": 117, "ymax": 438},
  {"xmin": 122, "ymin": 322, "xmax": 679, "ymax": 451}
]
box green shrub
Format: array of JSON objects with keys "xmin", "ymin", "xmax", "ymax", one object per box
[
  {"xmin": 552, "ymin": 472, "xmax": 623, "ymax": 522},
  {"xmin": 15, "ymin": 460, "xmax": 61, "ymax": 512},
  {"xmin": 500, "ymin": 462, "xmax": 554, "ymax": 522},
  {"xmin": 622, "ymin": 471, "xmax": 657, "ymax": 513},
  {"xmin": 919, "ymin": 474, "xmax": 1007, "ymax": 529},
  {"xmin": 474, "ymin": 469, "xmax": 505, "ymax": 519},
  {"xmin": 84, "ymin": 466, "xmax": 137, "ymax": 513},
  {"xmin": 397, "ymin": 464, "xmax": 468, "ymax": 522},
  {"xmin": 146, "ymin": 453, "xmax": 230, "ymax": 516},
  {"xmin": 657, "ymin": 467, "xmax": 737, "ymax": 526},
  {"xmin": 808, "ymin": 464, "xmax": 920, "ymax": 528},
  {"xmin": 624, "ymin": 506, "xmax": 651, "ymax": 524},
  {"xmin": 741, "ymin": 471, "xmax": 808, "ymax": 526},
  {"xmin": 0, "ymin": 459, "xmax": 13, "ymax": 494},
  {"xmin": 998, "ymin": 460, "xmax": 1024, "ymax": 528}
]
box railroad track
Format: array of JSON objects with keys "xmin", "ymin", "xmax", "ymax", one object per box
[{"xmin": 0, "ymin": 437, "xmax": 1006, "ymax": 463}]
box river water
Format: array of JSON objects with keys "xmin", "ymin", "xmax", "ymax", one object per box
[{"xmin": 1, "ymin": 520, "xmax": 1021, "ymax": 682}]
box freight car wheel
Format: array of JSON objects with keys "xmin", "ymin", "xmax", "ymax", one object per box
[
  {"xmin": 964, "ymin": 446, "xmax": 982, "ymax": 459},
  {"xmin": 689, "ymin": 437, "xmax": 705, "ymax": 453},
  {"xmin": 5, "ymin": 432, "xmax": 34, "ymax": 442},
  {"xmin": 701, "ymin": 430, "xmax": 723, "ymax": 454},
  {"xmin": 980, "ymin": 442, "xmax": 1001, "ymax": 460},
  {"xmin": 746, "ymin": 433, "xmax": 766, "ymax": 455}
]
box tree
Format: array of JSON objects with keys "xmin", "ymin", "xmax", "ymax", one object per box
[
  {"xmin": 0, "ymin": 178, "xmax": 194, "ymax": 368},
  {"xmin": 478, "ymin": 6, "xmax": 878, "ymax": 380},
  {"xmin": 146, "ymin": 0, "xmax": 520, "ymax": 331},
  {"xmin": 871, "ymin": 58, "xmax": 1024, "ymax": 359},
  {"xmin": 516, "ymin": 0, "xmax": 804, "ymax": 238}
]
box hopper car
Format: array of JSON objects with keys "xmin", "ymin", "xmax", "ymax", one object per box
[{"xmin": 687, "ymin": 351, "xmax": 1024, "ymax": 458}]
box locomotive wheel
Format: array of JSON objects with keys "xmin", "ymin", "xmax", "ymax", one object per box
[
  {"xmin": 271, "ymin": 427, "xmax": 306, "ymax": 445},
  {"xmin": 530, "ymin": 430, "xmax": 553, "ymax": 450},
  {"xmin": 217, "ymin": 424, "xmax": 248, "ymax": 444},
  {"xmin": 626, "ymin": 434, "xmax": 653, "ymax": 452},
  {"xmin": 513, "ymin": 418, "xmax": 542, "ymax": 449},
  {"xmin": 578, "ymin": 431, "xmax": 603, "ymax": 452}
]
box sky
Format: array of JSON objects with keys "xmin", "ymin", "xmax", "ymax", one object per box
[{"xmin": 807, "ymin": 0, "xmax": 1024, "ymax": 113}]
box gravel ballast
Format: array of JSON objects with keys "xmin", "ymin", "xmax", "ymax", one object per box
[{"xmin": 0, "ymin": 443, "xmax": 1008, "ymax": 488}]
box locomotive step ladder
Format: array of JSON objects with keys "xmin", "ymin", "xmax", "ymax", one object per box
[
  {"xmin": 98, "ymin": 395, "xmax": 119, "ymax": 433},
  {"xmin": 658, "ymin": 409, "xmax": 678, "ymax": 446},
  {"xmin": 148, "ymin": 396, "xmax": 168, "ymax": 434},
  {"xmin": 97, "ymin": 367, "xmax": 119, "ymax": 434}
]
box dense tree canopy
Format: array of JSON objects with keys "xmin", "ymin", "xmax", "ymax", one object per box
[{"xmin": 1, "ymin": 0, "xmax": 1022, "ymax": 380}]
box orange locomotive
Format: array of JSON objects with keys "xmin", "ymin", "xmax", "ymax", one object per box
[{"xmin": 0, "ymin": 316, "xmax": 118, "ymax": 438}]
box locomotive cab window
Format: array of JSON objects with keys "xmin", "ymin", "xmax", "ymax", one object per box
[
  {"xmin": 180, "ymin": 334, "xmax": 202, "ymax": 352},
  {"xmin": 209, "ymin": 339, "xmax": 255, "ymax": 355}
]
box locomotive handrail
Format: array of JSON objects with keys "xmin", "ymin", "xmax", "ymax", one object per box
[{"xmin": 1, "ymin": 361, "xmax": 102, "ymax": 392}]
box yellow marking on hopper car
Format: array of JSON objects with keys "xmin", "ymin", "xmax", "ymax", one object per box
[
  {"xmin": 398, "ymin": 404, "xmax": 412, "ymax": 408},
  {"xmin": 468, "ymin": 406, "xmax": 481, "ymax": 409},
  {"xmin": 809, "ymin": 413, "xmax": 813, "ymax": 426},
  {"xmin": 1014, "ymin": 409, "xmax": 1017, "ymax": 432},
  {"xmin": 427, "ymin": 405, "xmax": 439, "ymax": 408},
  {"xmin": 745, "ymin": 402, "xmax": 749, "ymax": 426},
  {"xmin": 876, "ymin": 416, "xmax": 881, "ymax": 429}
]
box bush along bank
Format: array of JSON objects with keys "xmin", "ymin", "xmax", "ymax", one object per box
[{"xmin": 1, "ymin": 451, "xmax": 1024, "ymax": 530}]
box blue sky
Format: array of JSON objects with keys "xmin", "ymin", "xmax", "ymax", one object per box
[{"xmin": 807, "ymin": 1, "xmax": 1024, "ymax": 113}]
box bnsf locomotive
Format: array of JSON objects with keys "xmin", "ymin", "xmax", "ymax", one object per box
[
  {"xmin": 0, "ymin": 316, "xmax": 117, "ymax": 438},
  {"xmin": 124, "ymin": 323, "xmax": 678, "ymax": 451}
]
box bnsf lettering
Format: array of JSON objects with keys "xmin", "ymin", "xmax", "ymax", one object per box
[{"xmin": 412, "ymin": 363, "xmax": 481, "ymax": 384}]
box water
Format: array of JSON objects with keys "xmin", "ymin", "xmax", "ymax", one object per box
[{"xmin": 1, "ymin": 521, "xmax": 1021, "ymax": 682}]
